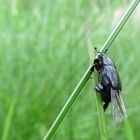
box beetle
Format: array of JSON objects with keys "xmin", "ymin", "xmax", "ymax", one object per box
[{"xmin": 91, "ymin": 52, "xmax": 127, "ymax": 124}]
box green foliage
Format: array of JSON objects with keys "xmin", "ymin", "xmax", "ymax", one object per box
[
  {"xmin": 0, "ymin": 0, "xmax": 140, "ymax": 140},
  {"xmin": 85, "ymin": 27, "xmax": 107, "ymax": 140}
]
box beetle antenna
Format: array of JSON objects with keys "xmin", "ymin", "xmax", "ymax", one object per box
[{"xmin": 95, "ymin": 47, "xmax": 98, "ymax": 53}]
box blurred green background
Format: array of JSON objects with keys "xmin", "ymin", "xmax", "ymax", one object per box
[{"xmin": 0, "ymin": 0, "xmax": 140, "ymax": 139}]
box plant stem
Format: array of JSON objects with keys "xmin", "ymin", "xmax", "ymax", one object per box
[
  {"xmin": 2, "ymin": 98, "xmax": 17, "ymax": 140},
  {"xmin": 125, "ymin": 118, "xmax": 135, "ymax": 140},
  {"xmin": 101, "ymin": 0, "xmax": 140, "ymax": 53},
  {"xmin": 85, "ymin": 27, "xmax": 107, "ymax": 140},
  {"xmin": 43, "ymin": 67, "xmax": 92, "ymax": 140},
  {"xmin": 44, "ymin": 0, "xmax": 139, "ymax": 139}
]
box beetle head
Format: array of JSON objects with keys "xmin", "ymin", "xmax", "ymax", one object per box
[
  {"xmin": 94, "ymin": 58, "xmax": 103, "ymax": 72},
  {"xmin": 94, "ymin": 47, "xmax": 114, "ymax": 71},
  {"xmin": 93, "ymin": 48, "xmax": 103, "ymax": 71}
]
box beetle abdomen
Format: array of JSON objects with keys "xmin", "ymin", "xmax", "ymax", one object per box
[{"xmin": 101, "ymin": 86, "xmax": 111, "ymax": 102}]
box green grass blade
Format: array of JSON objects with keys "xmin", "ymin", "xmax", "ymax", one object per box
[
  {"xmin": 2, "ymin": 98, "xmax": 17, "ymax": 140},
  {"xmin": 101, "ymin": 0, "xmax": 140, "ymax": 53},
  {"xmin": 85, "ymin": 27, "xmax": 95, "ymax": 64},
  {"xmin": 85, "ymin": 26, "xmax": 107, "ymax": 140},
  {"xmin": 43, "ymin": 0, "xmax": 139, "ymax": 139},
  {"xmin": 43, "ymin": 67, "xmax": 92, "ymax": 140},
  {"xmin": 125, "ymin": 118, "xmax": 135, "ymax": 140}
]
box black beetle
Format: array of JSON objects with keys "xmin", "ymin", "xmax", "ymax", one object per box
[{"xmin": 92, "ymin": 52, "xmax": 127, "ymax": 124}]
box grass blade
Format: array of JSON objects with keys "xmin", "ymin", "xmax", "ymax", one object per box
[
  {"xmin": 85, "ymin": 26, "xmax": 107, "ymax": 140},
  {"xmin": 125, "ymin": 118, "xmax": 135, "ymax": 140},
  {"xmin": 101, "ymin": 0, "xmax": 140, "ymax": 53},
  {"xmin": 44, "ymin": 0, "xmax": 139, "ymax": 139},
  {"xmin": 2, "ymin": 98, "xmax": 17, "ymax": 140},
  {"xmin": 43, "ymin": 67, "xmax": 92, "ymax": 140}
]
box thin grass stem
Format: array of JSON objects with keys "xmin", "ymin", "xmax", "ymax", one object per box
[
  {"xmin": 43, "ymin": 67, "xmax": 92, "ymax": 140},
  {"xmin": 2, "ymin": 98, "xmax": 17, "ymax": 140},
  {"xmin": 125, "ymin": 118, "xmax": 135, "ymax": 140},
  {"xmin": 101, "ymin": 0, "xmax": 140, "ymax": 53},
  {"xmin": 44, "ymin": 0, "xmax": 139, "ymax": 139},
  {"xmin": 85, "ymin": 26, "xmax": 107, "ymax": 140}
]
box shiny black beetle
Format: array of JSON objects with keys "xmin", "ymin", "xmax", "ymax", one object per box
[{"xmin": 92, "ymin": 52, "xmax": 127, "ymax": 124}]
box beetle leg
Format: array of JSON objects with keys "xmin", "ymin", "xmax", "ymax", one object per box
[
  {"xmin": 103, "ymin": 102, "xmax": 109, "ymax": 111},
  {"xmin": 90, "ymin": 64, "xmax": 95, "ymax": 72},
  {"xmin": 89, "ymin": 64, "xmax": 95, "ymax": 79},
  {"xmin": 95, "ymin": 83, "xmax": 103, "ymax": 92}
]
